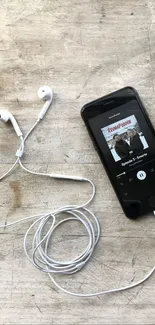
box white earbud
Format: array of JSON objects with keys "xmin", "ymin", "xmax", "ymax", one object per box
[
  {"xmin": 0, "ymin": 109, "xmax": 22, "ymax": 137},
  {"xmin": 0, "ymin": 86, "xmax": 53, "ymax": 137},
  {"xmin": 38, "ymin": 86, "xmax": 53, "ymax": 120}
]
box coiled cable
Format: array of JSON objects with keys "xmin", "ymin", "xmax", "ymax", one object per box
[{"xmin": 0, "ymin": 117, "xmax": 155, "ymax": 297}]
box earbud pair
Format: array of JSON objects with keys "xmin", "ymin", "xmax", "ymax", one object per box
[{"xmin": 0, "ymin": 86, "xmax": 53, "ymax": 137}]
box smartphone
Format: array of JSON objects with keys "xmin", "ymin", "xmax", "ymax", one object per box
[{"xmin": 81, "ymin": 86, "xmax": 155, "ymax": 219}]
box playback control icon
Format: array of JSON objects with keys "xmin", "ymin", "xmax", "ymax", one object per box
[{"xmin": 136, "ymin": 170, "xmax": 146, "ymax": 180}]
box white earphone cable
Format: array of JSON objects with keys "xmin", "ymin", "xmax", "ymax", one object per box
[
  {"xmin": 0, "ymin": 113, "xmax": 155, "ymax": 297},
  {"xmin": 0, "ymin": 158, "xmax": 19, "ymax": 181}
]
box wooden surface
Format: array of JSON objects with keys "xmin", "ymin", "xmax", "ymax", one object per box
[{"xmin": 0, "ymin": 0, "xmax": 155, "ymax": 324}]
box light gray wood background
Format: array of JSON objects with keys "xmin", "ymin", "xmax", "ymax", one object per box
[{"xmin": 0, "ymin": 0, "xmax": 155, "ymax": 324}]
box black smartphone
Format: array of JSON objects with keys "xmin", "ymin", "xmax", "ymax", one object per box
[{"xmin": 81, "ymin": 86, "xmax": 155, "ymax": 219}]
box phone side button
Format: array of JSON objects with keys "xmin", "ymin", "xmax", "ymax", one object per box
[{"xmin": 148, "ymin": 196, "xmax": 155, "ymax": 207}]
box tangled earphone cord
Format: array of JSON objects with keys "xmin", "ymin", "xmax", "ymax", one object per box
[{"xmin": 0, "ymin": 117, "xmax": 155, "ymax": 297}]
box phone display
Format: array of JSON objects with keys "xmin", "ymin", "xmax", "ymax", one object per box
[{"xmin": 81, "ymin": 87, "xmax": 155, "ymax": 219}]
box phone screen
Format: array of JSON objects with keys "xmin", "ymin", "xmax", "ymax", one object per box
[
  {"xmin": 85, "ymin": 91, "xmax": 155, "ymax": 218},
  {"xmin": 89, "ymin": 99, "xmax": 155, "ymax": 177}
]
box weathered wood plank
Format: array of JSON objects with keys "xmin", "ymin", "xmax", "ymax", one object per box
[{"xmin": 0, "ymin": 0, "xmax": 155, "ymax": 324}]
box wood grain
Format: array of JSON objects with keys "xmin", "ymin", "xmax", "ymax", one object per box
[{"xmin": 0, "ymin": 0, "xmax": 155, "ymax": 324}]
